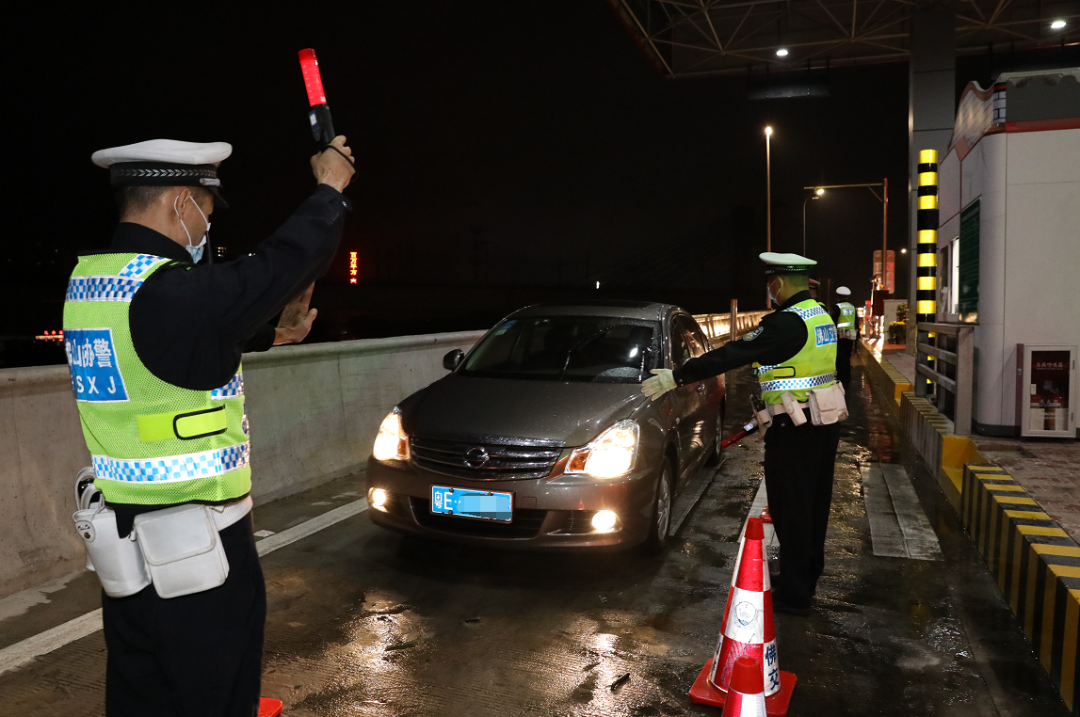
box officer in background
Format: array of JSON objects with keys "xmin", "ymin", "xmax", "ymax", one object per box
[
  {"xmin": 642, "ymin": 253, "xmax": 843, "ymax": 615},
  {"xmin": 832, "ymin": 286, "xmax": 858, "ymax": 391},
  {"xmin": 64, "ymin": 136, "xmax": 354, "ymax": 716}
]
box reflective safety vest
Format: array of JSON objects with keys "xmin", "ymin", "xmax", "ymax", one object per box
[
  {"xmin": 62, "ymin": 253, "xmax": 251, "ymax": 506},
  {"xmin": 836, "ymin": 302, "xmax": 857, "ymax": 340},
  {"xmin": 752, "ymin": 299, "xmax": 838, "ymax": 405}
]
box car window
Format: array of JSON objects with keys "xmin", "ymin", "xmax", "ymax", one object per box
[
  {"xmin": 676, "ymin": 316, "xmax": 708, "ymax": 358},
  {"xmin": 670, "ymin": 322, "xmax": 693, "ymax": 368},
  {"xmin": 462, "ymin": 316, "xmax": 661, "ymax": 383}
]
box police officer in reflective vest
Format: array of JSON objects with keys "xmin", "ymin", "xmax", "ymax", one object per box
[
  {"xmin": 831, "ymin": 286, "xmax": 858, "ymax": 391},
  {"xmin": 64, "ymin": 137, "xmax": 353, "ymax": 716},
  {"xmin": 643, "ymin": 253, "xmax": 846, "ymax": 615}
]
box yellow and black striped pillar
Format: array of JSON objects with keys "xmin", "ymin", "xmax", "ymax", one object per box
[{"xmin": 916, "ymin": 149, "xmax": 938, "ymax": 323}]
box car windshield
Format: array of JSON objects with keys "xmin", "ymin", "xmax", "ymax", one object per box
[{"xmin": 461, "ymin": 316, "xmax": 661, "ymax": 383}]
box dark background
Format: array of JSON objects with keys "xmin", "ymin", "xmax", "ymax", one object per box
[{"xmin": 5, "ymin": 1, "xmax": 1075, "ymax": 367}]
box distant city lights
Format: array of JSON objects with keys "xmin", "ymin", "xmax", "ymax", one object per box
[
  {"xmin": 36, "ymin": 330, "xmax": 64, "ymax": 342},
  {"xmin": 349, "ymin": 251, "xmax": 358, "ymax": 284}
]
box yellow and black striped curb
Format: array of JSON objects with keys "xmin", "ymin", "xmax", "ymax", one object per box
[
  {"xmin": 962, "ymin": 464, "xmax": 1080, "ymax": 714},
  {"xmin": 857, "ymin": 342, "xmax": 913, "ymax": 410}
]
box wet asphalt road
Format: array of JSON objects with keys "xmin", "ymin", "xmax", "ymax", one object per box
[{"xmin": 0, "ymin": 357, "xmax": 1071, "ymax": 716}]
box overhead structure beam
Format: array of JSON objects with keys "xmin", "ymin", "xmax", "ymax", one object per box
[{"xmin": 609, "ymin": 0, "xmax": 1079, "ymax": 76}]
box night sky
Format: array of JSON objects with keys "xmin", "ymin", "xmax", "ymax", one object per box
[{"xmin": 7, "ymin": 1, "xmax": 1062, "ymax": 365}]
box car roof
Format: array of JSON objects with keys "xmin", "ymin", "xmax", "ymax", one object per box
[{"xmin": 509, "ymin": 301, "xmax": 682, "ymax": 322}]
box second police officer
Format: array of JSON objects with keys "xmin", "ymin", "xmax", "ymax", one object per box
[
  {"xmin": 642, "ymin": 253, "xmax": 847, "ymax": 615},
  {"xmin": 832, "ymin": 286, "xmax": 859, "ymax": 391}
]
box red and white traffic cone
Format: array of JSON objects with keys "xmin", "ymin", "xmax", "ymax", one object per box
[
  {"xmin": 689, "ymin": 517, "xmax": 796, "ymax": 716},
  {"xmin": 721, "ymin": 656, "xmax": 767, "ymax": 717},
  {"xmin": 259, "ymin": 697, "xmax": 284, "ymax": 717}
]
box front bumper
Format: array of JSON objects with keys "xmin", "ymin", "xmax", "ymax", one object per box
[{"xmin": 365, "ymin": 455, "xmax": 659, "ymax": 550}]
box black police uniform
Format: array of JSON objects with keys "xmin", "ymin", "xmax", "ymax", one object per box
[
  {"xmin": 673, "ymin": 289, "xmax": 841, "ymax": 611},
  {"xmin": 830, "ymin": 303, "xmax": 858, "ymax": 391},
  {"xmin": 88, "ymin": 185, "xmax": 349, "ymax": 717}
]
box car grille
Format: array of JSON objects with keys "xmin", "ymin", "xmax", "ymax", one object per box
[
  {"xmin": 409, "ymin": 436, "xmax": 563, "ymax": 481},
  {"xmin": 411, "ymin": 498, "xmax": 547, "ymax": 539}
]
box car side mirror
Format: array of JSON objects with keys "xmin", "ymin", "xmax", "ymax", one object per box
[{"xmin": 443, "ymin": 349, "xmax": 464, "ymax": 371}]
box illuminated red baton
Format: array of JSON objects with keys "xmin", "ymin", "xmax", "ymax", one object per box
[{"xmin": 299, "ymin": 48, "xmax": 336, "ymax": 146}]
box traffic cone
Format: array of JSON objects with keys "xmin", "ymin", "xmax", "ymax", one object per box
[
  {"xmin": 760, "ymin": 506, "xmax": 772, "ymax": 523},
  {"xmin": 689, "ymin": 518, "xmax": 797, "ymax": 716},
  {"xmin": 721, "ymin": 656, "xmax": 766, "ymax": 717},
  {"xmin": 258, "ymin": 697, "xmax": 284, "ymax": 717}
]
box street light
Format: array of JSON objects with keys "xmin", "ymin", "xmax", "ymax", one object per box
[
  {"xmin": 803, "ymin": 190, "xmax": 823, "ymax": 256},
  {"xmin": 1051, "ymin": 19, "xmax": 1067, "ymax": 29},
  {"xmin": 765, "ymin": 126, "xmax": 773, "ymax": 308}
]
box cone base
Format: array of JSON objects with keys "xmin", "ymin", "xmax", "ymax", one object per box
[
  {"xmin": 259, "ymin": 698, "xmax": 284, "ymax": 717},
  {"xmin": 688, "ymin": 659, "xmax": 796, "ymax": 716}
]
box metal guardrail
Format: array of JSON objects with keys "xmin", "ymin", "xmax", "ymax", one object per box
[
  {"xmin": 915, "ymin": 322, "xmax": 974, "ymax": 436},
  {"xmin": 693, "ymin": 309, "xmax": 770, "ymax": 345}
]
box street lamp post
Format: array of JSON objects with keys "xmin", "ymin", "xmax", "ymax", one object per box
[
  {"xmin": 803, "ymin": 180, "xmax": 890, "ymax": 291},
  {"xmin": 765, "ymin": 126, "xmax": 773, "ymax": 308},
  {"xmin": 765, "ymin": 126, "xmax": 773, "ymax": 253}
]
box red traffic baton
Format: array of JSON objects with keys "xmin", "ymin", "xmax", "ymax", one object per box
[{"xmin": 298, "ymin": 48, "xmax": 336, "ymax": 147}]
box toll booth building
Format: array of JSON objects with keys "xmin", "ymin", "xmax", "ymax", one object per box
[{"xmin": 934, "ymin": 68, "xmax": 1080, "ymax": 438}]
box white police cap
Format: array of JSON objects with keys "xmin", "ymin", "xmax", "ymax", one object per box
[
  {"xmin": 91, "ymin": 139, "xmax": 233, "ymax": 206},
  {"xmin": 759, "ymin": 252, "xmax": 817, "ymax": 275},
  {"xmin": 836, "ymin": 286, "xmax": 852, "ymax": 296}
]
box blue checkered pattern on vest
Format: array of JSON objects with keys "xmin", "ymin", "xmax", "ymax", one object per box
[
  {"xmin": 785, "ymin": 305, "xmax": 828, "ymax": 320},
  {"xmin": 758, "ymin": 372, "xmax": 837, "ymax": 394},
  {"xmin": 92, "ymin": 442, "xmax": 251, "ymax": 483},
  {"xmin": 65, "ymin": 276, "xmax": 143, "ymax": 303},
  {"xmin": 211, "ymin": 372, "xmax": 244, "ymax": 400},
  {"xmin": 118, "ymin": 254, "xmax": 168, "ymax": 278}
]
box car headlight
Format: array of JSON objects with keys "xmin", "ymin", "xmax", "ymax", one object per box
[
  {"xmin": 373, "ymin": 407, "xmax": 409, "ymax": 462},
  {"xmin": 566, "ymin": 420, "xmax": 639, "ymax": 478}
]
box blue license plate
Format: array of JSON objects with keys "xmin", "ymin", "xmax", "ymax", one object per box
[{"xmin": 430, "ymin": 486, "xmax": 513, "ymax": 523}]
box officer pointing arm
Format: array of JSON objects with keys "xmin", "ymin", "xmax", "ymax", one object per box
[{"xmin": 641, "ymin": 253, "xmax": 845, "ymax": 617}]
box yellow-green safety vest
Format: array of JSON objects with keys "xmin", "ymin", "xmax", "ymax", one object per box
[
  {"xmin": 836, "ymin": 302, "xmax": 857, "ymax": 340},
  {"xmin": 752, "ymin": 299, "xmax": 838, "ymax": 405},
  {"xmin": 62, "ymin": 253, "xmax": 251, "ymax": 506}
]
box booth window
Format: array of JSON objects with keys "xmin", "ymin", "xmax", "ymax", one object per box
[{"xmin": 958, "ymin": 200, "xmax": 980, "ymax": 323}]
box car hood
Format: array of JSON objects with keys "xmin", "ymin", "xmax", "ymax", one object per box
[{"xmin": 400, "ymin": 374, "xmax": 650, "ymax": 447}]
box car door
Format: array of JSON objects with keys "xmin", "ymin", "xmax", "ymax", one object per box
[
  {"xmin": 686, "ymin": 318, "xmax": 724, "ymax": 448},
  {"xmin": 674, "ymin": 316, "xmax": 710, "ymax": 474}
]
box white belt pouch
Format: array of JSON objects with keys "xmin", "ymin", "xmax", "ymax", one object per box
[
  {"xmin": 73, "ymin": 503, "xmax": 153, "ymax": 598},
  {"xmin": 133, "ymin": 505, "xmax": 229, "ymax": 599},
  {"xmin": 808, "ymin": 382, "xmax": 849, "ymax": 425}
]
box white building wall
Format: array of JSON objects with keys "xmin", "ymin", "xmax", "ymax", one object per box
[{"xmin": 1000, "ymin": 129, "xmax": 1080, "ymax": 427}]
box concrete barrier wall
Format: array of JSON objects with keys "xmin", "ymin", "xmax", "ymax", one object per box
[{"xmin": 0, "ymin": 331, "xmax": 483, "ymax": 599}]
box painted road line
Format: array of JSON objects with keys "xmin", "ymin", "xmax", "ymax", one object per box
[
  {"xmin": 256, "ymin": 500, "xmax": 368, "ymax": 557},
  {"xmin": 862, "ymin": 463, "xmax": 942, "ymax": 561},
  {"xmin": 743, "ymin": 479, "xmax": 779, "ymax": 558},
  {"xmin": 0, "ymin": 498, "xmax": 368, "ymax": 676}
]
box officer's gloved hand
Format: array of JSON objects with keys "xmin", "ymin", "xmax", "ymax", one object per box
[{"xmin": 641, "ymin": 369, "xmax": 676, "ymax": 401}]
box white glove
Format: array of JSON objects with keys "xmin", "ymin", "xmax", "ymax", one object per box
[{"xmin": 641, "ymin": 369, "xmax": 676, "ymax": 401}]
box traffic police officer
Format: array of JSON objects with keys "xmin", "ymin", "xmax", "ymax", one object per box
[
  {"xmin": 832, "ymin": 286, "xmax": 858, "ymax": 390},
  {"xmin": 642, "ymin": 253, "xmax": 844, "ymax": 615},
  {"xmin": 64, "ymin": 136, "xmax": 354, "ymax": 716}
]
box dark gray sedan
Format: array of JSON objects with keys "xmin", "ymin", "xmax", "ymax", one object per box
[{"xmin": 366, "ymin": 301, "xmax": 725, "ymax": 550}]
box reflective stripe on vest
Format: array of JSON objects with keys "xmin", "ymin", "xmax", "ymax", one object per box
[
  {"xmin": 751, "ymin": 298, "xmax": 838, "ymax": 405},
  {"xmin": 63, "ymin": 252, "xmax": 251, "ymax": 506},
  {"xmin": 92, "ymin": 442, "xmax": 251, "ymax": 483}
]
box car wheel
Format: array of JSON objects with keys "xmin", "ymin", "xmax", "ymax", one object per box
[
  {"xmin": 643, "ymin": 460, "xmax": 674, "ymax": 553},
  {"xmin": 705, "ymin": 398, "xmax": 726, "ymax": 466}
]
